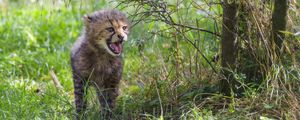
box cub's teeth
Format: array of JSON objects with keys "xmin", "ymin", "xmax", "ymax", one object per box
[
  {"xmin": 109, "ymin": 44, "xmax": 115, "ymax": 51},
  {"xmin": 109, "ymin": 44, "xmax": 113, "ymax": 49}
]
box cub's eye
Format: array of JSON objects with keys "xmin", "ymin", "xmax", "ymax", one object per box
[
  {"xmin": 122, "ymin": 26, "xmax": 127, "ymax": 30},
  {"xmin": 106, "ymin": 27, "xmax": 114, "ymax": 32}
]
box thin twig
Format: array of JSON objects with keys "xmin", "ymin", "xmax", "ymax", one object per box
[{"xmin": 50, "ymin": 70, "xmax": 64, "ymax": 90}]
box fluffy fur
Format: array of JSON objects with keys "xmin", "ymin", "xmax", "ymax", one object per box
[{"xmin": 71, "ymin": 9, "xmax": 130, "ymax": 119}]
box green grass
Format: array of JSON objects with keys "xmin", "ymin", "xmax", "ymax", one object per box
[
  {"xmin": 0, "ymin": 1, "xmax": 216, "ymax": 119},
  {"xmin": 1, "ymin": 0, "xmax": 299, "ymax": 119}
]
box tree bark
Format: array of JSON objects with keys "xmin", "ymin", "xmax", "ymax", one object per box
[
  {"xmin": 220, "ymin": 0, "xmax": 238, "ymax": 96},
  {"xmin": 272, "ymin": 0, "xmax": 289, "ymax": 50}
]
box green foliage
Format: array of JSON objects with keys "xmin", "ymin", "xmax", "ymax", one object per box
[{"xmin": 0, "ymin": 0, "xmax": 299, "ymax": 119}]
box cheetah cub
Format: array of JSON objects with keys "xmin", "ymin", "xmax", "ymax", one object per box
[{"xmin": 71, "ymin": 9, "xmax": 130, "ymax": 118}]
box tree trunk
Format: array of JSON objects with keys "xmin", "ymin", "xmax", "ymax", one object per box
[
  {"xmin": 272, "ymin": 0, "xmax": 289, "ymax": 50},
  {"xmin": 220, "ymin": 0, "xmax": 238, "ymax": 96}
]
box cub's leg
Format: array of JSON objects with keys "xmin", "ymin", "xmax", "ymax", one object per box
[
  {"xmin": 73, "ymin": 74, "xmax": 88, "ymax": 119},
  {"xmin": 97, "ymin": 84, "xmax": 119, "ymax": 118}
]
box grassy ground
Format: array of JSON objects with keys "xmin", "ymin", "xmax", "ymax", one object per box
[{"xmin": 0, "ymin": 0, "xmax": 299, "ymax": 120}]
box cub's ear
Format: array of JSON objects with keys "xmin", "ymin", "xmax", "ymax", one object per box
[{"xmin": 83, "ymin": 15, "xmax": 94, "ymax": 25}]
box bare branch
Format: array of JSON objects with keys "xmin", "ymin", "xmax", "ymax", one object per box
[{"xmin": 50, "ymin": 70, "xmax": 64, "ymax": 90}]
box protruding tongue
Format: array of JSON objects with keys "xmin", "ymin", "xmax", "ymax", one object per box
[{"xmin": 111, "ymin": 42, "xmax": 122, "ymax": 54}]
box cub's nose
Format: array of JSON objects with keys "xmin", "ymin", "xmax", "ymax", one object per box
[{"xmin": 117, "ymin": 35, "xmax": 124, "ymax": 40}]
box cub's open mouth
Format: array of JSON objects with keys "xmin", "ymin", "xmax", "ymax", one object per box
[{"xmin": 107, "ymin": 40, "xmax": 123, "ymax": 54}]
